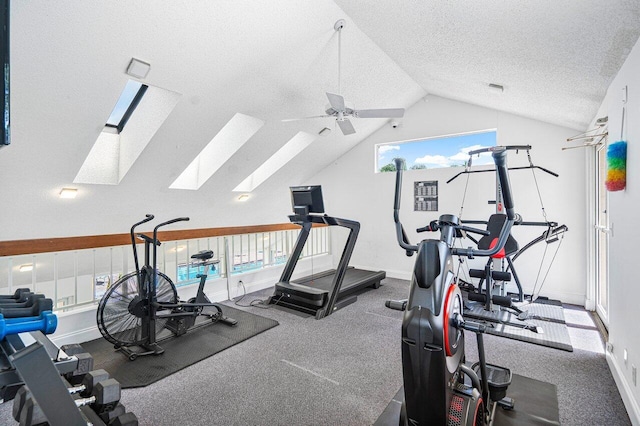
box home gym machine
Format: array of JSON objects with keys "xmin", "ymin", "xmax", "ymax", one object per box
[
  {"xmin": 448, "ymin": 145, "xmax": 568, "ymax": 317},
  {"xmin": 390, "ymin": 148, "xmax": 517, "ymax": 425},
  {"xmin": 268, "ymin": 185, "xmax": 385, "ymax": 319},
  {"xmin": 96, "ymin": 214, "xmax": 237, "ymax": 361},
  {"xmin": 0, "ymin": 289, "xmax": 138, "ymax": 425}
]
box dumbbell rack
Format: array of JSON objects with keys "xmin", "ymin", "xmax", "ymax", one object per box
[
  {"xmin": 2, "ymin": 331, "xmax": 87, "ymax": 425},
  {"xmin": 0, "ymin": 331, "xmax": 82, "ymax": 397}
]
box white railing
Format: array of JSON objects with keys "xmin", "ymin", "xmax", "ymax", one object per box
[{"xmin": 0, "ymin": 227, "xmax": 330, "ymax": 312}]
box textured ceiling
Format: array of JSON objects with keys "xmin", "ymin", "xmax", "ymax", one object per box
[
  {"xmin": 2, "ymin": 0, "xmax": 640, "ymax": 239},
  {"xmin": 334, "ymin": 0, "xmax": 640, "ymax": 131}
]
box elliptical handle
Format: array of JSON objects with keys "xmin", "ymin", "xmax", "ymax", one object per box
[
  {"xmin": 393, "ymin": 158, "xmax": 404, "ymax": 211},
  {"xmin": 393, "ymin": 158, "xmax": 417, "ymax": 255}
]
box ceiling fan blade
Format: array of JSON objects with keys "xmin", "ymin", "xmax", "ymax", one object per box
[
  {"xmin": 326, "ymin": 92, "xmax": 346, "ymax": 111},
  {"xmin": 354, "ymin": 108, "xmax": 405, "ymax": 118},
  {"xmin": 337, "ymin": 118, "xmax": 356, "ymax": 135},
  {"xmin": 282, "ymin": 115, "xmax": 332, "ymax": 122}
]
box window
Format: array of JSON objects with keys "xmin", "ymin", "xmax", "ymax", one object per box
[
  {"xmin": 376, "ymin": 130, "xmax": 497, "ymax": 172},
  {"xmin": 105, "ymin": 79, "xmax": 148, "ymax": 133},
  {"xmin": 169, "ymin": 113, "xmax": 264, "ymax": 190},
  {"xmin": 233, "ymin": 131, "xmax": 315, "ymax": 192}
]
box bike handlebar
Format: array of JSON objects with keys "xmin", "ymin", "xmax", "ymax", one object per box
[
  {"xmin": 130, "ymin": 214, "xmax": 155, "ymax": 277},
  {"xmin": 416, "ymin": 222, "xmax": 490, "ymax": 236},
  {"xmin": 129, "ymin": 215, "xmax": 190, "ymax": 281}
]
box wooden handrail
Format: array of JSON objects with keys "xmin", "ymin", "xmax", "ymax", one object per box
[{"xmin": 0, "ymin": 222, "xmax": 326, "ymax": 257}]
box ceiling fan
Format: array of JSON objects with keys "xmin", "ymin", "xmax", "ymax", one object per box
[{"xmin": 284, "ymin": 20, "xmax": 405, "ymax": 135}]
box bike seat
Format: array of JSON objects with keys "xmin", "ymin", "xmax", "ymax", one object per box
[{"xmin": 191, "ymin": 250, "xmax": 214, "ymax": 261}]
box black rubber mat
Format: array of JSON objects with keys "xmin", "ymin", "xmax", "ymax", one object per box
[
  {"xmin": 81, "ymin": 306, "xmax": 278, "ymax": 388},
  {"xmin": 374, "ymin": 374, "xmax": 560, "ymax": 425}
]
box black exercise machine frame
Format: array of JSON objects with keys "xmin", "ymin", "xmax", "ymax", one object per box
[
  {"xmin": 97, "ymin": 214, "xmax": 236, "ymax": 361},
  {"xmin": 268, "ymin": 213, "xmax": 361, "ymax": 319},
  {"xmin": 391, "ymin": 147, "xmax": 518, "ymax": 425},
  {"xmin": 447, "ymin": 144, "xmax": 567, "ymax": 314},
  {"xmin": 446, "ymin": 145, "xmax": 558, "ymax": 185},
  {"xmin": 461, "ymin": 218, "xmax": 568, "ymax": 306}
]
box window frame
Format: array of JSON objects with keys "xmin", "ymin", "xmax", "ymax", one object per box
[{"xmin": 105, "ymin": 82, "xmax": 148, "ymax": 133}]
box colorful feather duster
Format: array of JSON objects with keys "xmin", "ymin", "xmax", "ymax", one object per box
[{"xmin": 605, "ymin": 141, "xmax": 627, "ymax": 191}]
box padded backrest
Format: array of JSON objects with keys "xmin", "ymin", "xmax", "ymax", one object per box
[{"xmin": 477, "ymin": 214, "xmax": 519, "ymax": 256}]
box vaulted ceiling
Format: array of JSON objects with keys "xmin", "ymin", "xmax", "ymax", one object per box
[{"xmin": 2, "ymin": 1, "xmax": 639, "ymax": 240}]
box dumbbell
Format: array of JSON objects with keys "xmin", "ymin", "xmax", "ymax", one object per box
[
  {"xmin": 0, "ymin": 288, "xmax": 31, "ymax": 301},
  {"xmin": 0, "ymin": 297, "xmax": 53, "ymax": 319},
  {"xmin": 60, "ymin": 344, "xmax": 95, "ymax": 385},
  {"xmin": 19, "ymin": 378, "xmax": 121, "ymax": 425},
  {"xmin": 99, "ymin": 401, "xmax": 127, "ymax": 423},
  {"xmin": 13, "ymin": 369, "xmax": 110, "ymax": 421},
  {"xmin": 109, "ymin": 411, "xmax": 140, "ymax": 425},
  {"xmin": 0, "ymin": 293, "xmax": 44, "ymax": 308},
  {"xmin": 80, "ymin": 404, "xmax": 139, "ymax": 426},
  {"xmin": 0, "ymin": 310, "xmax": 57, "ymax": 340}
]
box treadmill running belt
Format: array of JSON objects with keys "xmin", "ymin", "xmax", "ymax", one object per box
[{"xmin": 293, "ymin": 267, "xmax": 385, "ymax": 296}]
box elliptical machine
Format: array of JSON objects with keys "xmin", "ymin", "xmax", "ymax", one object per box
[{"xmin": 391, "ymin": 147, "xmax": 517, "ymax": 425}]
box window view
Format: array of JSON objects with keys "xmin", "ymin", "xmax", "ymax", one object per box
[
  {"xmin": 177, "ymin": 263, "xmax": 221, "ymax": 282},
  {"xmin": 376, "ymin": 130, "xmax": 497, "ymax": 172},
  {"xmin": 105, "ymin": 79, "xmax": 148, "ymax": 132}
]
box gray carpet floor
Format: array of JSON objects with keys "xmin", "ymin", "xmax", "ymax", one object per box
[{"xmin": 0, "ymin": 278, "xmax": 631, "ymax": 425}]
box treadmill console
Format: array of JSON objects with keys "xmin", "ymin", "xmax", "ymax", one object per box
[{"xmin": 290, "ymin": 185, "xmax": 325, "ymax": 216}]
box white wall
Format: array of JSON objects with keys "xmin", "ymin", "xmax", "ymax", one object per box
[
  {"xmin": 593, "ymin": 35, "xmax": 640, "ymax": 425},
  {"xmin": 311, "ymin": 95, "xmax": 587, "ymax": 305}
]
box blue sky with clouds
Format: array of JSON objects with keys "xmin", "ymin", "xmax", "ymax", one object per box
[{"xmin": 377, "ymin": 130, "xmax": 497, "ymax": 170}]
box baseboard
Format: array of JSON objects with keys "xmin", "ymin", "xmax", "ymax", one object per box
[
  {"xmin": 584, "ymin": 297, "xmax": 596, "ymax": 311},
  {"xmin": 536, "ymin": 290, "xmax": 584, "ymax": 306},
  {"xmin": 347, "ymin": 265, "xmax": 410, "ymax": 282},
  {"xmin": 607, "ymin": 350, "xmax": 640, "ymax": 426},
  {"xmin": 354, "ymin": 265, "xmax": 587, "ymax": 306}
]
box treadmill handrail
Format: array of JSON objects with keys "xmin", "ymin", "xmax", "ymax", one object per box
[{"xmin": 274, "ymin": 213, "xmax": 363, "ymax": 318}]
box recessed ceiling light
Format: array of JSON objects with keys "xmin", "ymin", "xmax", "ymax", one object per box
[
  {"xmin": 237, "ymin": 194, "xmax": 250, "ymax": 201},
  {"xmin": 19, "ymin": 264, "xmax": 33, "ymax": 272},
  {"xmin": 126, "ymin": 58, "xmax": 151, "ymax": 79},
  {"xmin": 59, "ymin": 188, "xmax": 78, "ymax": 199}
]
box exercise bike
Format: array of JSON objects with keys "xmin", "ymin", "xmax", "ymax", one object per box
[
  {"xmin": 390, "ymin": 148, "xmax": 517, "ymax": 425},
  {"xmin": 96, "ymin": 214, "xmax": 237, "ymax": 361}
]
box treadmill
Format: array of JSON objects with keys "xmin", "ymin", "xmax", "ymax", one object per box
[{"xmin": 268, "ymin": 185, "xmax": 385, "ymax": 319}]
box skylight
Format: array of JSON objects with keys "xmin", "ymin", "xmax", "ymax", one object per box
[
  {"xmin": 169, "ymin": 113, "xmax": 264, "ymax": 190},
  {"xmin": 105, "ymin": 80, "xmax": 147, "ymax": 133},
  {"xmin": 74, "ymin": 84, "xmax": 182, "ymax": 185},
  {"xmin": 234, "ymin": 132, "xmax": 316, "ymax": 192}
]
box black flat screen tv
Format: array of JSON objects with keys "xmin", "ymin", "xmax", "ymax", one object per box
[
  {"xmin": 1, "ymin": 0, "xmax": 9, "ymax": 149},
  {"xmin": 290, "ymin": 185, "xmax": 325, "ymax": 215}
]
